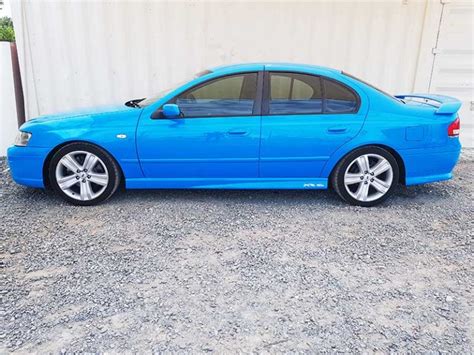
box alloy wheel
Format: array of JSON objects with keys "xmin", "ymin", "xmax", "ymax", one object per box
[
  {"xmin": 343, "ymin": 153, "xmax": 393, "ymax": 202},
  {"xmin": 55, "ymin": 150, "xmax": 109, "ymax": 201}
]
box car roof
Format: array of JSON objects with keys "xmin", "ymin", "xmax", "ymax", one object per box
[{"xmin": 210, "ymin": 62, "xmax": 341, "ymax": 74}]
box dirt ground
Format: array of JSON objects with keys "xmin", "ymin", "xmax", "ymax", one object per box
[{"xmin": 1, "ymin": 151, "xmax": 473, "ymax": 352}]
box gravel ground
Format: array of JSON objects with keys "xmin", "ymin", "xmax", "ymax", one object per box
[{"xmin": 1, "ymin": 150, "xmax": 473, "ymax": 353}]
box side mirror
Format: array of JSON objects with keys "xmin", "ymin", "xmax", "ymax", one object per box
[
  {"xmin": 151, "ymin": 104, "xmax": 182, "ymax": 119},
  {"xmin": 162, "ymin": 104, "xmax": 181, "ymax": 118}
]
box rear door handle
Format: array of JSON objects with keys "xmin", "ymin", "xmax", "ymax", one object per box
[
  {"xmin": 328, "ymin": 127, "xmax": 347, "ymax": 134},
  {"xmin": 227, "ymin": 130, "xmax": 248, "ymax": 135}
]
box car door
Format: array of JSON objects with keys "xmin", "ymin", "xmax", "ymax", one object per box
[
  {"xmin": 260, "ymin": 71, "xmax": 366, "ymax": 178},
  {"xmin": 136, "ymin": 72, "xmax": 262, "ymax": 179}
]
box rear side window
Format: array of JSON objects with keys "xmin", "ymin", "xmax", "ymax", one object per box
[
  {"xmin": 269, "ymin": 73, "xmax": 323, "ymax": 114},
  {"xmin": 323, "ymin": 79, "xmax": 358, "ymax": 113},
  {"xmin": 175, "ymin": 73, "xmax": 257, "ymax": 117}
]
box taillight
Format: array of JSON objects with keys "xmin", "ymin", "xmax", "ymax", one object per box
[{"xmin": 448, "ymin": 116, "xmax": 460, "ymax": 137}]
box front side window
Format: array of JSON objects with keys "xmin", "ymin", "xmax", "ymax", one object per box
[
  {"xmin": 269, "ymin": 73, "xmax": 323, "ymax": 114},
  {"xmin": 174, "ymin": 73, "xmax": 257, "ymax": 117}
]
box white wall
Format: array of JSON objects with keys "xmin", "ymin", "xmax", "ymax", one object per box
[
  {"xmin": 8, "ymin": 0, "xmax": 473, "ymax": 146},
  {"xmin": 0, "ymin": 42, "xmax": 18, "ymax": 155},
  {"xmin": 11, "ymin": 0, "xmax": 436, "ymax": 119},
  {"xmin": 0, "ymin": 0, "xmax": 12, "ymax": 16},
  {"xmin": 429, "ymin": 0, "xmax": 473, "ymax": 147}
]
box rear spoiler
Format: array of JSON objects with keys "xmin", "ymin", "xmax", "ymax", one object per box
[{"xmin": 395, "ymin": 94, "xmax": 462, "ymax": 115}]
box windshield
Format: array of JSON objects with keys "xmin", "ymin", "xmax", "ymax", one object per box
[
  {"xmin": 342, "ymin": 71, "xmax": 402, "ymax": 103},
  {"xmin": 137, "ymin": 69, "xmax": 213, "ymax": 107}
]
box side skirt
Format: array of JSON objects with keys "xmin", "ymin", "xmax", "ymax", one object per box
[{"xmin": 125, "ymin": 177, "xmax": 328, "ymax": 190}]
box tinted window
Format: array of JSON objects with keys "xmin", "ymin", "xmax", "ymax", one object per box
[
  {"xmin": 323, "ymin": 79, "xmax": 358, "ymax": 113},
  {"xmin": 269, "ymin": 73, "xmax": 323, "ymax": 114},
  {"xmin": 342, "ymin": 71, "xmax": 397, "ymax": 102},
  {"xmin": 175, "ymin": 73, "xmax": 257, "ymax": 117}
]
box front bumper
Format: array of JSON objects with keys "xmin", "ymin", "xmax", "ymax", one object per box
[{"xmin": 7, "ymin": 145, "xmax": 50, "ymax": 188}]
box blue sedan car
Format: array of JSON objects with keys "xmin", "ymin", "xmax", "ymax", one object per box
[{"xmin": 7, "ymin": 63, "xmax": 462, "ymax": 206}]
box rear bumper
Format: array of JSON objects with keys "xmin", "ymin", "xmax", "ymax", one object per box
[
  {"xmin": 401, "ymin": 144, "xmax": 461, "ymax": 186},
  {"xmin": 7, "ymin": 145, "xmax": 50, "ymax": 188}
]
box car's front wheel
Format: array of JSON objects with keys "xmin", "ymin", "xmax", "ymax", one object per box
[
  {"xmin": 332, "ymin": 146, "xmax": 399, "ymax": 207},
  {"xmin": 49, "ymin": 142, "xmax": 120, "ymax": 205}
]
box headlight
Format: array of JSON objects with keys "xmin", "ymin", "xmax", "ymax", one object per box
[{"xmin": 14, "ymin": 131, "xmax": 32, "ymax": 146}]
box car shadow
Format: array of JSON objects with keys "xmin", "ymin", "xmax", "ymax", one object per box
[
  {"xmin": 3, "ymin": 175, "xmax": 457, "ymax": 208},
  {"xmin": 111, "ymin": 187, "xmax": 343, "ymax": 206},
  {"xmin": 105, "ymin": 181, "xmax": 454, "ymax": 208}
]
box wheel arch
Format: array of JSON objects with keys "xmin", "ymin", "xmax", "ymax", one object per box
[
  {"xmin": 42, "ymin": 140, "xmax": 125, "ymax": 190},
  {"xmin": 329, "ymin": 143, "xmax": 406, "ymax": 186}
]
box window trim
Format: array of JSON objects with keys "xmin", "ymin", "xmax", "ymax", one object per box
[
  {"xmin": 262, "ymin": 71, "xmax": 361, "ymax": 116},
  {"xmin": 155, "ymin": 71, "xmax": 263, "ymax": 119}
]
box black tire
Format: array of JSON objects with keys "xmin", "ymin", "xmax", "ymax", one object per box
[
  {"xmin": 49, "ymin": 142, "xmax": 121, "ymax": 206},
  {"xmin": 331, "ymin": 146, "xmax": 399, "ymax": 207}
]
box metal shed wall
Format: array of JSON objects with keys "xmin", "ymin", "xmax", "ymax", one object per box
[
  {"xmin": 9, "ymin": 0, "xmax": 472, "ymax": 146},
  {"xmin": 11, "ymin": 0, "xmax": 436, "ymax": 116}
]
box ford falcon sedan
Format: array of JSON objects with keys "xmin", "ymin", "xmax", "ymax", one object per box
[{"xmin": 7, "ymin": 63, "xmax": 462, "ymax": 206}]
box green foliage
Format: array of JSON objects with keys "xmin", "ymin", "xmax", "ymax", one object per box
[
  {"xmin": 0, "ymin": 16, "xmax": 15, "ymax": 42},
  {"xmin": 0, "ymin": 16, "xmax": 13, "ymax": 27}
]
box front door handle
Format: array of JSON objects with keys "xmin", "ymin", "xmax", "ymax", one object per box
[{"xmin": 328, "ymin": 127, "xmax": 347, "ymax": 134}]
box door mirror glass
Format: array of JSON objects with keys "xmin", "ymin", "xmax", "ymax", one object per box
[{"xmin": 162, "ymin": 104, "xmax": 181, "ymax": 118}]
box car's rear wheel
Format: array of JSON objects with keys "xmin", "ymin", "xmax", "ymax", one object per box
[
  {"xmin": 332, "ymin": 146, "xmax": 399, "ymax": 207},
  {"xmin": 49, "ymin": 142, "xmax": 120, "ymax": 205}
]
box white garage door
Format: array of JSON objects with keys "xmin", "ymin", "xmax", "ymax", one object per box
[{"xmin": 430, "ymin": 0, "xmax": 474, "ymax": 147}]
